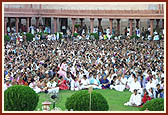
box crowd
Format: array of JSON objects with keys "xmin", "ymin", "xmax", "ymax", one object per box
[{"xmin": 4, "ymin": 24, "xmax": 164, "ymax": 107}]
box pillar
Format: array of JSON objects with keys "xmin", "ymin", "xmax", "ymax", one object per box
[
  {"xmin": 129, "ymin": 19, "xmax": 133, "ymax": 36},
  {"xmin": 19, "ymin": 18, "xmax": 22, "ymax": 32},
  {"xmin": 72, "ymin": 18, "xmax": 75, "ymax": 35},
  {"xmin": 98, "ymin": 18, "xmax": 102, "ymax": 27},
  {"xmin": 90, "ymin": 18, "xmax": 94, "ymax": 33},
  {"xmin": 36, "ymin": 17, "xmax": 39, "ymax": 27},
  {"xmin": 8, "ymin": 17, "xmax": 11, "ymax": 28},
  {"xmin": 156, "ymin": 19, "xmax": 160, "ymax": 32},
  {"xmin": 109, "ymin": 19, "xmax": 113, "ymax": 34},
  {"xmin": 29, "ymin": 17, "xmax": 32, "ymax": 26},
  {"xmin": 26, "ymin": 17, "xmax": 29, "ymax": 33},
  {"xmin": 80, "ymin": 18, "xmax": 84, "ymax": 27},
  {"xmin": 150, "ymin": 19, "xmax": 154, "ymax": 36},
  {"xmin": 162, "ymin": 19, "xmax": 164, "ymax": 29},
  {"xmin": 136, "ymin": 19, "xmax": 140, "ymax": 28},
  {"xmin": 4, "ymin": 17, "xmax": 7, "ymax": 35},
  {"xmin": 16, "ymin": 17, "xmax": 19, "ymax": 33},
  {"xmin": 117, "ymin": 19, "xmax": 120, "ymax": 35},
  {"xmin": 54, "ymin": 18, "xmax": 57, "ymax": 33}
]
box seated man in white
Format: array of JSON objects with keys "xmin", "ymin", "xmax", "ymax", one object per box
[
  {"xmin": 124, "ymin": 89, "xmax": 142, "ymax": 106},
  {"xmin": 47, "ymin": 78, "xmax": 59, "ymax": 94},
  {"xmin": 111, "ymin": 76, "xmax": 126, "ymax": 92},
  {"xmin": 129, "ymin": 77, "xmax": 142, "ymax": 94},
  {"xmin": 113, "ymin": 76, "xmax": 126, "ymax": 91},
  {"xmin": 127, "ymin": 74, "xmax": 135, "ymax": 89},
  {"xmin": 146, "ymin": 78, "xmax": 155, "ymax": 94},
  {"xmin": 80, "ymin": 75, "xmax": 90, "ymax": 89},
  {"xmin": 71, "ymin": 77, "xmax": 80, "ymax": 91},
  {"xmin": 29, "ymin": 80, "xmax": 41, "ymax": 93},
  {"xmin": 89, "ymin": 75, "xmax": 102, "ymax": 89}
]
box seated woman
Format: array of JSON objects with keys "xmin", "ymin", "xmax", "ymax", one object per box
[
  {"xmin": 124, "ymin": 89, "xmax": 142, "ymax": 106},
  {"xmin": 29, "ymin": 79, "xmax": 41, "ymax": 93},
  {"xmin": 58, "ymin": 76, "xmax": 69, "ymax": 90},
  {"xmin": 110, "ymin": 76, "xmax": 117, "ymax": 89},
  {"xmin": 100, "ymin": 76, "xmax": 110, "ymax": 89},
  {"xmin": 142, "ymin": 90, "xmax": 151, "ymax": 105}
]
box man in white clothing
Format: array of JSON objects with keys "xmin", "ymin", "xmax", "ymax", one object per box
[
  {"xmin": 129, "ymin": 77, "xmax": 142, "ymax": 94},
  {"xmin": 124, "ymin": 89, "xmax": 142, "ymax": 106},
  {"xmin": 80, "ymin": 75, "xmax": 90, "ymax": 89}
]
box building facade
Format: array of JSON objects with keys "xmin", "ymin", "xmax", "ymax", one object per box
[{"xmin": 4, "ymin": 3, "xmax": 164, "ymax": 36}]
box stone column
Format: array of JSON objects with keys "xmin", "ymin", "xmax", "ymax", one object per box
[
  {"xmin": 54, "ymin": 17, "xmax": 57, "ymax": 33},
  {"xmin": 4, "ymin": 17, "xmax": 7, "ymax": 35},
  {"xmin": 29, "ymin": 17, "xmax": 32, "ymax": 26},
  {"xmin": 129, "ymin": 19, "xmax": 133, "ymax": 36},
  {"xmin": 72, "ymin": 18, "xmax": 75, "ymax": 35},
  {"xmin": 156, "ymin": 19, "xmax": 160, "ymax": 32},
  {"xmin": 136, "ymin": 19, "xmax": 140, "ymax": 28},
  {"xmin": 80, "ymin": 18, "xmax": 84, "ymax": 27},
  {"xmin": 8, "ymin": 17, "xmax": 11, "ymax": 28},
  {"xmin": 26, "ymin": 17, "xmax": 29, "ymax": 33},
  {"xmin": 109, "ymin": 19, "xmax": 113, "ymax": 34},
  {"xmin": 162, "ymin": 19, "xmax": 164, "ymax": 29},
  {"xmin": 90, "ymin": 18, "xmax": 94, "ymax": 33},
  {"xmin": 150, "ymin": 19, "xmax": 154, "ymax": 36},
  {"xmin": 98, "ymin": 18, "xmax": 102, "ymax": 27},
  {"xmin": 16, "ymin": 17, "xmax": 19, "ymax": 33},
  {"xmin": 36, "ymin": 17, "xmax": 39, "ymax": 27},
  {"xmin": 117, "ymin": 19, "xmax": 120, "ymax": 35}
]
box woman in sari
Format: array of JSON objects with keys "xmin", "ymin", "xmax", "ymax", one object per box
[
  {"xmin": 58, "ymin": 76, "xmax": 69, "ymax": 90},
  {"xmin": 100, "ymin": 76, "xmax": 110, "ymax": 89},
  {"xmin": 58, "ymin": 59, "xmax": 67, "ymax": 79}
]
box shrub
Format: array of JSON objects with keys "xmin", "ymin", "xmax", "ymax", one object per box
[
  {"xmin": 26, "ymin": 33, "xmax": 34, "ymax": 41},
  {"xmin": 73, "ymin": 33, "xmax": 79, "ymax": 37},
  {"xmin": 4, "ymin": 35, "xmax": 10, "ymax": 42},
  {"xmin": 140, "ymin": 98, "xmax": 164, "ymax": 111},
  {"xmin": 65, "ymin": 90, "xmax": 109, "ymax": 111},
  {"xmin": 4, "ymin": 85, "xmax": 39, "ymax": 111}
]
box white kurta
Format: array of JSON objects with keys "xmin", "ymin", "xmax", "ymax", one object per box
[
  {"xmin": 124, "ymin": 94, "xmax": 142, "ymax": 106},
  {"xmin": 129, "ymin": 81, "xmax": 141, "ymax": 93},
  {"xmin": 29, "ymin": 82, "xmax": 41, "ymax": 93},
  {"xmin": 112, "ymin": 79, "xmax": 125, "ymax": 92}
]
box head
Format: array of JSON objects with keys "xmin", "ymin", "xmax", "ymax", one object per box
[{"xmin": 133, "ymin": 89, "xmax": 137, "ymax": 95}]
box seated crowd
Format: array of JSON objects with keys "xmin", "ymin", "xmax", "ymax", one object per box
[{"xmin": 4, "ymin": 25, "xmax": 164, "ymax": 107}]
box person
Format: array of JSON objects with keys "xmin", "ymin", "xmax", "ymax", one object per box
[
  {"xmin": 111, "ymin": 76, "xmax": 126, "ymax": 92},
  {"xmin": 124, "ymin": 89, "xmax": 142, "ymax": 106},
  {"xmin": 80, "ymin": 75, "xmax": 90, "ymax": 89},
  {"xmin": 142, "ymin": 90, "xmax": 151, "ymax": 105},
  {"xmin": 58, "ymin": 76, "xmax": 69, "ymax": 90},
  {"xmin": 154, "ymin": 84, "xmax": 163, "ymax": 98},
  {"xmin": 71, "ymin": 77, "xmax": 80, "ymax": 91},
  {"xmin": 29, "ymin": 79, "xmax": 41, "ymax": 93},
  {"xmin": 58, "ymin": 60, "xmax": 67, "ymax": 79},
  {"xmin": 90, "ymin": 74, "xmax": 102, "ymax": 89},
  {"xmin": 4, "ymin": 80, "xmax": 12, "ymax": 91},
  {"xmin": 146, "ymin": 78, "xmax": 155, "ymax": 94},
  {"xmin": 129, "ymin": 77, "xmax": 142, "ymax": 94},
  {"xmin": 47, "ymin": 78, "xmax": 59, "ymax": 94},
  {"xmin": 100, "ymin": 76, "xmax": 110, "ymax": 89}
]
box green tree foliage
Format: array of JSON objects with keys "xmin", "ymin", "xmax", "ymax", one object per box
[
  {"xmin": 65, "ymin": 90, "xmax": 109, "ymax": 111},
  {"xmin": 140, "ymin": 98, "xmax": 164, "ymax": 111},
  {"xmin": 4, "ymin": 85, "xmax": 39, "ymax": 111}
]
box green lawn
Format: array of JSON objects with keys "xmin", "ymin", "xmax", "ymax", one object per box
[{"xmin": 35, "ymin": 89, "xmax": 140, "ymax": 111}]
